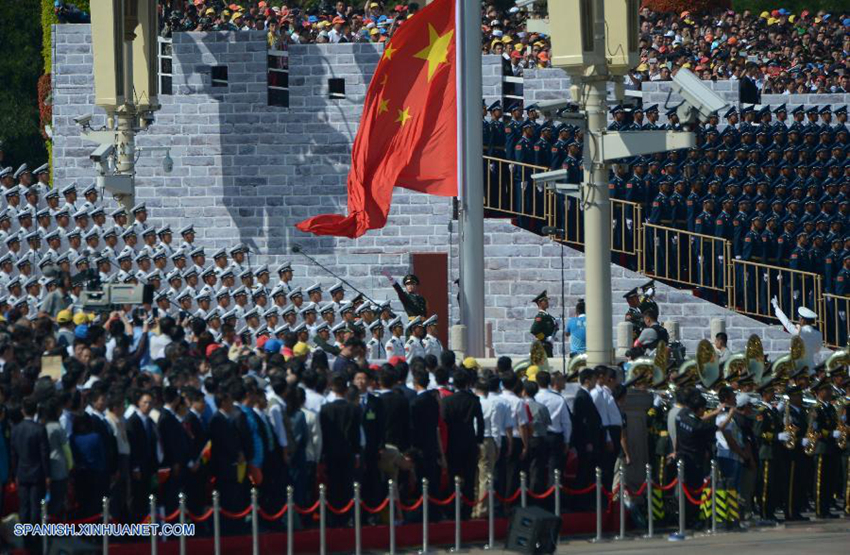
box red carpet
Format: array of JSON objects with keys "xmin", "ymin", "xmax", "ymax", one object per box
[{"xmin": 94, "ymin": 508, "xmax": 621, "ymax": 554}]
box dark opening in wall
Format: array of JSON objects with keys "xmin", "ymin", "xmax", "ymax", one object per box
[
  {"xmin": 329, "ymin": 78, "xmax": 345, "ymax": 99},
  {"xmin": 211, "ymin": 66, "xmax": 228, "ymax": 87}
]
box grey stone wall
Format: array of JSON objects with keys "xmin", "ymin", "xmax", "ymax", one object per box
[{"xmin": 52, "ymin": 25, "xmax": 813, "ymax": 359}]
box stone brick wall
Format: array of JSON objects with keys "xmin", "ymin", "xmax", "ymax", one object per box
[{"xmin": 52, "ymin": 25, "xmax": 818, "ymax": 360}]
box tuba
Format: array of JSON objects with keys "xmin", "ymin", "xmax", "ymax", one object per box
[
  {"xmin": 825, "ymin": 344, "xmax": 849, "ymax": 376},
  {"xmin": 725, "ymin": 335, "xmax": 766, "ymax": 383},
  {"xmin": 626, "ymin": 343, "xmax": 669, "ymax": 389},
  {"xmin": 565, "ymin": 353, "xmax": 587, "ymax": 382},
  {"xmin": 771, "ymin": 335, "xmax": 806, "ymax": 384},
  {"xmin": 677, "ymin": 340, "xmax": 719, "ymax": 389}
]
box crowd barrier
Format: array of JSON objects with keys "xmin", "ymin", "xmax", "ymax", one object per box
[
  {"xmin": 32, "ymin": 460, "xmax": 741, "ymax": 555},
  {"xmin": 823, "ymin": 294, "xmax": 850, "ymax": 348},
  {"xmin": 482, "ymin": 156, "xmax": 551, "ymax": 222}
]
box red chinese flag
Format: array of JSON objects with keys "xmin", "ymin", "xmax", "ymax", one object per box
[{"xmin": 296, "ymin": 0, "xmax": 458, "ymax": 238}]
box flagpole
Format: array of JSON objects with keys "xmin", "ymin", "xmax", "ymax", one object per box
[{"xmin": 456, "ymin": 0, "xmax": 485, "ymax": 357}]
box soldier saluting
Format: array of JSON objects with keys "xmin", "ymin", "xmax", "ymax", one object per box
[
  {"xmin": 624, "ymin": 287, "xmax": 643, "ymax": 337},
  {"xmin": 530, "ymin": 290, "xmax": 557, "ymax": 357},
  {"xmin": 384, "ymin": 271, "xmax": 428, "ymax": 320}
]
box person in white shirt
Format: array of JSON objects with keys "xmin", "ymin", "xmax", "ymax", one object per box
[
  {"xmin": 771, "ymin": 298, "xmax": 823, "ymax": 373},
  {"xmin": 473, "ymin": 376, "xmax": 503, "ymax": 518},
  {"xmin": 301, "ymin": 368, "xmax": 327, "ymax": 414},
  {"xmin": 714, "ymin": 332, "xmax": 731, "ymax": 365},
  {"xmin": 534, "ymin": 370, "xmax": 573, "ymax": 485},
  {"xmin": 266, "ymin": 376, "xmax": 290, "ymax": 458},
  {"xmin": 498, "ymin": 372, "xmax": 529, "ymax": 501},
  {"xmin": 591, "ymin": 366, "xmax": 622, "ymax": 489}
]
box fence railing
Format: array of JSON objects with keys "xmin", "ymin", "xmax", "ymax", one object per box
[
  {"xmin": 483, "ymin": 156, "xmax": 550, "ymax": 221},
  {"xmin": 547, "ymin": 195, "xmax": 643, "ymax": 257},
  {"xmin": 823, "ymin": 293, "xmax": 850, "ymax": 348},
  {"xmin": 641, "ymin": 224, "xmax": 732, "ymax": 294}
]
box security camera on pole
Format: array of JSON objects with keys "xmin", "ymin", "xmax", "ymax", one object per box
[
  {"xmin": 530, "ymin": 0, "xmax": 726, "ymax": 366},
  {"xmin": 78, "ymin": 0, "xmax": 163, "ymax": 212}
]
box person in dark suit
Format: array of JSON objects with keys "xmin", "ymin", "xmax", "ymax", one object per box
[
  {"xmin": 181, "ymin": 387, "xmax": 209, "ymax": 517},
  {"xmin": 378, "ymin": 368, "xmax": 411, "ymax": 453},
  {"xmin": 739, "ymin": 63, "xmax": 762, "ymax": 105},
  {"xmin": 85, "ymin": 387, "xmax": 118, "ymax": 505},
  {"xmin": 320, "ymin": 372, "xmax": 362, "ymax": 524},
  {"xmin": 10, "ymin": 397, "xmax": 49, "ymax": 525},
  {"xmin": 392, "ymin": 361, "xmax": 417, "ymax": 402},
  {"xmin": 410, "ymin": 368, "xmax": 445, "ymax": 501},
  {"xmin": 352, "ymin": 367, "xmax": 386, "ymax": 510},
  {"xmin": 125, "ymin": 389, "xmax": 159, "ymax": 521},
  {"xmin": 572, "ymin": 367, "xmax": 603, "ymax": 509},
  {"xmin": 441, "ymin": 368, "xmax": 484, "ymax": 518},
  {"xmin": 158, "ymin": 386, "xmax": 191, "ymax": 514},
  {"xmin": 208, "ymin": 390, "xmax": 249, "ymax": 530}
]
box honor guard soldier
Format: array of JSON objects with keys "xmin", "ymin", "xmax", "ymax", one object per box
[
  {"xmin": 533, "ymin": 124, "xmax": 554, "ymax": 168},
  {"xmin": 329, "ymin": 281, "xmax": 345, "ymax": 310},
  {"xmin": 504, "ymin": 103, "xmax": 524, "ymax": 153},
  {"xmin": 386, "ymin": 273, "xmax": 427, "ymax": 319},
  {"xmin": 385, "ymin": 317, "xmax": 405, "ymax": 358},
  {"xmin": 487, "ymin": 101, "xmax": 507, "ymax": 157},
  {"xmin": 404, "ymin": 317, "xmax": 427, "ymax": 362},
  {"xmin": 422, "ymin": 315, "xmax": 443, "ymax": 358},
  {"xmin": 366, "ymin": 320, "xmax": 386, "ymax": 359},
  {"xmin": 530, "ymin": 291, "xmax": 557, "ymax": 357}
]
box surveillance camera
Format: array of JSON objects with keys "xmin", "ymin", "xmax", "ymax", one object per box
[
  {"xmin": 670, "ymin": 68, "xmax": 727, "ymax": 124},
  {"xmin": 74, "ymin": 114, "xmax": 93, "ymax": 127},
  {"xmin": 162, "ymin": 151, "xmax": 174, "ymax": 174},
  {"xmin": 89, "ymin": 143, "xmax": 115, "ymax": 164},
  {"xmin": 140, "ymin": 111, "xmax": 156, "ymax": 129}
]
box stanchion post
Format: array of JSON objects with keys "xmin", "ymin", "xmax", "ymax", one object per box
[
  {"xmin": 179, "ymin": 493, "xmax": 186, "ymax": 555},
  {"xmin": 388, "ymin": 480, "xmax": 396, "ymax": 555},
  {"xmin": 487, "ymin": 474, "xmax": 495, "ymax": 551},
  {"xmin": 150, "ymin": 494, "xmax": 158, "ymax": 555},
  {"xmin": 319, "ymin": 484, "xmax": 327, "ymax": 555},
  {"xmin": 354, "ymin": 482, "xmax": 362, "ymax": 555},
  {"xmin": 554, "ymin": 469, "xmax": 561, "ymax": 548},
  {"xmin": 520, "ymin": 470, "xmax": 528, "ymax": 509},
  {"xmin": 616, "ymin": 468, "xmax": 625, "ymax": 540},
  {"xmin": 41, "ymin": 498, "xmax": 47, "ymax": 555},
  {"xmin": 251, "ymin": 487, "xmax": 259, "ymax": 555},
  {"xmin": 677, "ymin": 459, "xmax": 685, "ymax": 538},
  {"xmin": 593, "ymin": 467, "xmax": 603, "ymax": 543},
  {"xmin": 286, "ymin": 486, "xmax": 294, "ymax": 555},
  {"xmin": 420, "ymin": 478, "xmax": 429, "ymax": 555},
  {"xmin": 710, "ymin": 458, "xmax": 718, "ymax": 534},
  {"xmin": 451, "ymin": 476, "xmax": 462, "ymax": 553},
  {"xmin": 644, "ymin": 464, "xmax": 653, "ymax": 539},
  {"xmin": 103, "ymin": 496, "xmax": 110, "ymax": 555},
  {"xmin": 213, "ymin": 490, "xmax": 221, "ymax": 555}
]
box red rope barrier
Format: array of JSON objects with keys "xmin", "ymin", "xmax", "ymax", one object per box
[
  {"xmin": 527, "ymin": 486, "xmax": 556, "ymax": 500},
  {"xmin": 460, "ymin": 493, "xmax": 488, "ymax": 507},
  {"xmin": 494, "ymin": 489, "xmax": 520, "ymax": 504},
  {"xmin": 62, "ymin": 513, "xmax": 104, "ymax": 525},
  {"xmin": 682, "ymin": 486, "xmax": 704, "ymax": 506},
  {"xmin": 326, "ymin": 500, "xmax": 355, "ymax": 515},
  {"xmin": 562, "ymin": 484, "xmax": 596, "ymax": 495},
  {"xmin": 427, "ymin": 493, "xmax": 457, "ymax": 507},
  {"xmin": 398, "ymin": 497, "xmax": 424, "ymax": 512},
  {"xmin": 626, "ymin": 482, "xmax": 647, "ymax": 496},
  {"xmin": 258, "ymin": 505, "xmax": 288, "ymax": 521},
  {"xmin": 220, "ymin": 506, "xmax": 252, "ymax": 519},
  {"xmin": 690, "ymin": 479, "xmax": 710, "ymax": 494},
  {"xmin": 293, "ymin": 501, "xmax": 321, "ymax": 515},
  {"xmin": 655, "ymin": 478, "xmax": 678, "ymax": 491},
  {"xmin": 163, "ymin": 508, "xmax": 181, "ymax": 522},
  {"xmin": 187, "ymin": 508, "xmax": 214, "ymax": 522},
  {"xmin": 360, "ymin": 499, "xmax": 390, "ymax": 514}
]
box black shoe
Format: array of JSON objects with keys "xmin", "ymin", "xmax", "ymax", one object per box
[{"xmin": 788, "ymin": 514, "xmax": 810, "ymax": 522}]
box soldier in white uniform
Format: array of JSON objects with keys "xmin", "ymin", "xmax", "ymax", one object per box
[
  {"xmin": 60, "ymin": 184, "xmax": 80, "ymax": 213},
  {"xmin": 422, "ymin": 315, "xmax": 444, "ymax": 358},
  {"xmin": 130, "ymin": 203, "xmax": 149, "ymax": 234},
  {"xmin": 177, "ymin": 225, "xmax": 196, "ymax": 255},
  {"xmin": 366, "ymin": 320, "xmax": 386, "ymax": 360},
  {"xmin": 212, "ymin": 248, "xmax": 229, "ymax": 277},
  {"xmin": 263, "ymin": 306, "xmax": 280, "ymax": 332},
  {"xmin": 45, "ymin": 189, "xmax": 61, "ymax": 218},
  {"xmin": 79, "ymin": 183, "xmax": 99, "ymax": 212},
  {"xmin": 276, "ymin": 261, "xmax": 294, "ymax": 293},
  {"xmin": 194, "ymin": 291, "xmax": 213, "ymax": 320},
  {"xmin": 0, "ymin": 211, "xmax": 12, "ymax": 243},
  {"xmin": 157, "ymin": 226, "xmax": 176, "ymax": 258},
  {"xmin": 228, "ymin": 245, "xmax": 248, "ymax": 275},
  {"xmin": 385, "ymin": 316, "xmax": 406, "ymax": 359},
  {"xmin": 329, "ymin": 282, "xmax": 345, "ymax": 311},
  {"xmin": 404, "ymin": 316, "xmax": 427, "ymax": 362},
  {"xmin": 232, "ymin": 286, "xmax": 251, "ymax": 319}
]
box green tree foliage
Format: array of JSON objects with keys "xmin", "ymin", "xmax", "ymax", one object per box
[{"xmin": 0, "ymin": 0, "xmax": 47, "ymax": 168}]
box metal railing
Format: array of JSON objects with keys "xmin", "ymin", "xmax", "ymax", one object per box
[
  {"xmin": 729, "ymin": 259, "xmax": 825, "ymax": 330},
  {"xmin": 641, "ymin": 224, "xmax": 731, "ymax": 294},
  {"xmin": 548, "ymin": 195, "xmax": 643, "ymax": 256},
  {"xmin": 483, "ymin": 155, "xmax": 550, "ymax": 221},
  {"xmin": 823, "ymin": 293, "xmax": 850, "ymax": 348}
]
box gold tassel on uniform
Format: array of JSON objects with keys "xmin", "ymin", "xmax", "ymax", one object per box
[
  {"xmin": 761, "ymin": 460, "xmax": 769, "ymax": 517},
  {"xmin": 816, "ymin": 455, "xmax": 823, "ymax": 516},
  {"xmin": 788, "ymin": 460, "xmax": 795, "ymax": 515}
]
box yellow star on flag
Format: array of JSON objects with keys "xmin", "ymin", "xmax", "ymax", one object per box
[
  {"xmin": 396, "ymin": 107, "xmax": 412, "ymax": 126},
  {"xmin": 413, "ymin": 24, "xmax": 454, "ymax": 82},
  {"xmin": 377, "ymin": 97, "xmax": 390, "ymax": 114},
  {"xmin": 383, "ymin": 44, "xmax": 397, "ymax": 60}
]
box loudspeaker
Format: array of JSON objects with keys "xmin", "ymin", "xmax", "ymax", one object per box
[{"xmin": 505, "ymin": 506, "xmax": 562, "ymax": 554}]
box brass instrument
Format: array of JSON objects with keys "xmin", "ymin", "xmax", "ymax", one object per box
[
  {"xmin": 783, "ymin": 402, "xmax": 798, "ymax": 450},
  {"xmin": 771, "ymin": 335, "xmax": 806, "ymax": 384},
  {"xmin": 803, "ymin": 404, "xmax": 819, "ymax": 456},
  {"xmin": 676, "ymin": 340, "xmax": 719, "ymax": 389},
  {"xmin": 825, "ymin": 344, "xmax": 849, "ymax": 377},
  {"xmin": 835, "ymin": 399, "xmax": 848, "ymax": 450},
  {"xmin": 565, "ymin": 352, "xmax": 587, "ymax": 382}
]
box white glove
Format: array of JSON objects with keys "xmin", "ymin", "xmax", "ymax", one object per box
[
  {"xmin": 771, "ymin": 296, "xmax": 779, "ymax": 307},
  {"xmin": 626, "ymin": 219, "xmax": 633, "ymax": 230},
  {"xmin": 612, "ymin": 219, "xmax": 618, "ymax": 228},
  {"xmin": 839, "ymin": 311, "xmax": 846, "ymax": 320},
  {"xmin": 763, "ymin": 274, "xmax": 769, "ymax": 282},
  {"xmin": 833, "ymin": 431, "xmax": 842, "ymax": 439},
  {"xmin": 489, "ymin": 163, "xmax": 496, "ymax": 172},
  {"xmin": 672, "ymin": 236, "xmax": 678, "ymax": 245},
  {"xmin": 718, "ymin": 256, "xmax": 724, "ymax": 263},
  {"xmin": 697, "ymin": 255, "xmax": 703, "ymax": 264},
  {"xmin": 802, "ymin": 438, "xmax": 811, "ymax": 448},
  {"xmin": 776, "ymin": 274, "xmax": 783, "ymax": 281},
  {"xmin": 777, "ymin": 432, "xmax": 790, "ymax": 442},
  {"xmin": 793, "ymin": 291, "xmax": 799, "ymax": 300}
]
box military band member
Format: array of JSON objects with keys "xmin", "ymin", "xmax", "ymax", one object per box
[
  {"xmin": 753, "ymin": 376, "xmax": 782, "ymax": 522},
  {"xmin": 530, "ymin": 290, "xmax": 557, "ymax": 357},
  {"xmin": 810, "ymin": 378, "xmax": 841, "ymax": 518}
]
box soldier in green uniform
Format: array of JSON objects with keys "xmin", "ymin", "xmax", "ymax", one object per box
[
  {"xmin": 624, "ymin": 288, "xmax": 644, "ymax": 338},
  {"xmin": 530, "ymin": 290, "xmax": 557, "ymax": 357},
  {"xmin": 385, "ymin": 273, "xmax": 428, "ymax": 320},
  {"xmin": 810, "ymin": 378, "xmax": 841, "ymax": 518},
  {"xmin": 639, "ymin": 280, "xmax": 659, "ymax": 318},
  {"xmin": 753, "ymin": 376, "xmax": 783, "ymax": 523}
]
